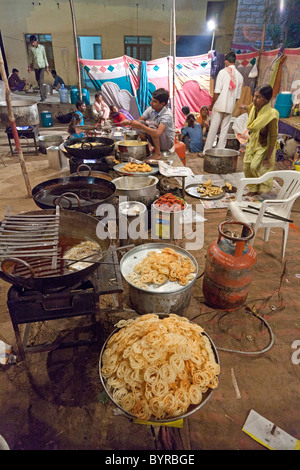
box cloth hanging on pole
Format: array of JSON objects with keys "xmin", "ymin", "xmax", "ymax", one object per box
[{"xmin": 136, "ymin": 61, "xmax": 151, "ymax": 114}]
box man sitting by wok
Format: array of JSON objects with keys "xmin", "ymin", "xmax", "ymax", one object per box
[{"xmin": 120, "ymin": 88, "xmax": 175, "ymax": 159}]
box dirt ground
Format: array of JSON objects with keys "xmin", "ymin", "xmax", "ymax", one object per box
[{"xmin": 0, "ymin": 128, "xmax": 299, "ymax": 452}]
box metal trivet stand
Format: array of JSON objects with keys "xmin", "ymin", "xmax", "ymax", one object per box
[
  {"xmin": 6, "ymin": 248, "xmax": 123, "ymax": 360},
  {"xmin": 5, "ymin": 125, "xmax": 39, "ymax": 156}
]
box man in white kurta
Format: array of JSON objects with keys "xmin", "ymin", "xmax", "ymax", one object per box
[{"xmin": 204, "ymin": 51, "xmax": 243, "ymax": 153}]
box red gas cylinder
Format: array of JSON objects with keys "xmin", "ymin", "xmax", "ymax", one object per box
[
  {"xmin": 202, "ymin": 221, "xmax": 257, "ymax": 310},
  {"xmin": 175, "ymin": 141, "xmax": 186, "ymax": 166}
]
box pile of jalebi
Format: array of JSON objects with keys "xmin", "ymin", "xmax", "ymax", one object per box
[
  {"xmin": 101, "ymin": 314, "xmax": 220, "ymax": 421},
  {"xmin": 126, "ymin": 247, "xmax": 196, "ymax": 289}
]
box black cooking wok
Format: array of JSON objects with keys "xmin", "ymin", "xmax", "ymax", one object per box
[
  {"xmin": 32, "ymin": 175, "xmax": 116, "ymax": 214},
  {"xmin": 64, "ymin": 136, "xmax": 115, "ymax": 160},
  {"xmin": 0, "ymin": 209, "xmax": 111, "ymax": 291}
]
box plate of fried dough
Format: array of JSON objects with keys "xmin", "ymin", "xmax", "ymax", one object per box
[
  {"xmin": 185, "ymin": 179, "xmax": 225, "ymax": 200},
  {"xmin": 99, "ymin": 313, "xmax": 220, "ymax": 422},
  {"xmin": 114, "ymin": 162, "xmax": 158, "ymax": 176}
]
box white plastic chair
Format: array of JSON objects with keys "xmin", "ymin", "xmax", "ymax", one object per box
[{"xmin": 228, "ymin": 170, "xmax": 300, "ymax": 260}]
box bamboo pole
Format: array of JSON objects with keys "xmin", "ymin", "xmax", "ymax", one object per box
[
  {"xmin": 69, "ymin": 0, "xmax": 82, "ymax": 99},
  {"xmin": 0, "ymin": 48, "xmax": 32, "ymax": 197}
]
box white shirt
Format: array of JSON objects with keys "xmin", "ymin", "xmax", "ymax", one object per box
[{"xmin": 213, "ymin": 65, "xmax": 243, "ymax": 114}]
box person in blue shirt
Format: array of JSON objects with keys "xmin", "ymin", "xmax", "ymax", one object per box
[
  {"xmin": 51, "ymin": 70, "xmax": 65, "ymax": 90},
  {"xmin": 74, "ymin": 100, "xmax": 86, "ymax": 126},
  {"xmin": 180, "ymin": 113, "xmax": 203, "ymax": 152}
]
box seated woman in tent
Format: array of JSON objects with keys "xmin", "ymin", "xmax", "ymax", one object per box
[
  {"xmin": 109, "ymin": 105, "xmax": 128, "ymax": 124},
  {"xmin": 197, "ymin": 105, "xmax": 211, "ymax": 141},
  {"xmin": 180, "ymin": 113, "xmax": 203, "ymax": 153}
]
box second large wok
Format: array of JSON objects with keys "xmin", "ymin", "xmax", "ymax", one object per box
[
  {"xmin": 0, "ymin": 209, "xmax": 111, "ymax": 291},
  {"xmin": 32, "ymin": 175, "xmax": 116, "ymax": 214},
  {"xmin": 64, "ymin": 136, "xmax": 115, "ymax": 160}
]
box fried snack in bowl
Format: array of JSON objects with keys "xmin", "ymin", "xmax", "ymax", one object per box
[{"xmin": 99, "ymin": 314, "xmax": 220, "ymax": 422}]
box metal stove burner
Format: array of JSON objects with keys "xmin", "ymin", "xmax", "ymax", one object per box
[{"xmin": 7, "ymin": 249, "xmax": 123, "ymax": 360}]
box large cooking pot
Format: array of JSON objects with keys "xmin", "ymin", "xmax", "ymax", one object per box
[
  {"xmin": 204, "ymin": 148, "xmax": 240, "ymax": 174},
  {"xmin": 0, "ymin": 100, "xmax": 39, "ymax": 126},
  {"xmin": 120, "ymin": 243, "xmax": 198, "ymax": 315},
  {"xmin": 64, "ymin": 136, "xmax": 115, "ymax": 160},
  {"xmin": 32, "ymin": 175, "xmax": 116, "ymax": 213},
  {"xmin": 112, "ymin": 175, "xmax": 159, "ymax": 206},
  {"xmin": 117, "ymin": 140, "xmax": 150, "ymax": 159},
  {"xmin": 0, "ymin": 209, "xmax": 111, "ymax": 291}
]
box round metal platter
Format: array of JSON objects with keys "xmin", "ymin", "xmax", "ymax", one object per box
[
  {"xmin": 120, "ymin": 242, "xmax": 198, "ymax": 294},
  {"xmin": 185, "ymin": 183, "xmax": 225, "ymax": 200},
  {"xmin": 99, "ymin": 318, "xmax": 220, "ymax": 423},
  {"xmin": 113, "ymin": 162, "xmax": 159, "ymax": 176}
]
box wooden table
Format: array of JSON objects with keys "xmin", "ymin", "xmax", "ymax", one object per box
[{"xmin": 279, "ymin": 116, "xmax": 300, "ymax": 140}]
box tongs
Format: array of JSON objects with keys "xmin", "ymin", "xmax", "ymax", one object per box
[{"xmin": 242, "ymin": 205, "xmax": 293, "ymax": 223}]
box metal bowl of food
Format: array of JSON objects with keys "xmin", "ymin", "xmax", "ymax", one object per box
[
  {"xmin": 120, "ymin": 243, "xmax": 198, "ymax": 315},
  {"xmin": 99, "ymin": 313, "xmax": 220, "ymax": 423}
]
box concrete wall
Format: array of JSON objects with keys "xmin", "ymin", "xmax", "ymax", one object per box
[{"xmin": 0, "ymin": 0, "xmax": 237, "ymax": 87}]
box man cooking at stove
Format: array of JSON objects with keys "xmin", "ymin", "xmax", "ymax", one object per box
[{"xmin": 120, "ymin": 88, "xmax": 175, "ymax": 159}]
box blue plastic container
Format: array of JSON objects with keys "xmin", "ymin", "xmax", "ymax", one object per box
[
  {"xmin": 40, "ymin": 111, "xmax": 53, "ymax": 127},
  {"xmin": 82, "ymin": 88, "xmax": 90, "ymax": 105},
  {"xmin": 274, "ymin": 92, "xmax": 293, "ymax": 118},
  {"xmin": 59, "ymin": 84, "xmax": 69, "ymax": 103},
  {"xmin": 70, "ymin": 87, "xmax": 79, "ymax": 104}
]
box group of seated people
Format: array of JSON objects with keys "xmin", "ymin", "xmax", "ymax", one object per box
[
  {"xmin": 8, "ymin": 67, "xmax": 64, "ymax": 93},
  {"xmin": 67, "ymin": 88, "xmax": 209, "ymax": 158},
  {"xmin": 180, "ymin": 105, "xmax": 211, "ymax": 153}
]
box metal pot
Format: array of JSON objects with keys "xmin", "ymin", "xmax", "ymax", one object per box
[
  {"xmin": 120, "ymin": 243, "xmax": 198, "ymax": 315},
  {"xmin": 204, "ymin": 148, "xmax": 240, "ymax": 174},
  {"xmin": 0, "ymin": 209, "xmax": 111, "ymax": 291},
  {"xmin": 0, "ymin": 100, "xmax": 39, "ymax": 126},
  {"xmin": 124, "ymin": 130, "xmax": 138, "ymax": 140},
  {"xmin": 117, "ymin": 140, "xmax": 150, "ymax": 159},
  {"xmin": 225, "ymin": 134, "xmax": 240, "ymax": 151},
  {"xmin": 112, "ymin": 175, "xmax": 159, "ymax": 206},
  {"xmin": 42, "ymin": 83, "xmax": 53, "ymax": 95},
  {"xmin": 32, "ymin": 175, "xmax": 116, "ymax": 213},
  {"xmin": 38, "ymin": 134, "xmax": 65, "ymax": 153}
]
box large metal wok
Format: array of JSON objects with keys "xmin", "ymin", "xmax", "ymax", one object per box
[
  {"xmin": 0, "ymin": 209, "xmax": 111, "ymax": 291},
  {"xmin": 64, "ymin": 136, "xmax": 115, "ymax": 160},
  {"xmin": 32, "ymin": 175, "xmax": 116, "ymax": 213}
]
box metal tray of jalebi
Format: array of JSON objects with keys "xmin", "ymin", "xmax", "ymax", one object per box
[
  {"xmin": 120, "ymin": 243, "xmax": 198, "ymax": 294},
  {"xmin": 99, "ymin": 313, "xmax": 220, "ymax": 423}
]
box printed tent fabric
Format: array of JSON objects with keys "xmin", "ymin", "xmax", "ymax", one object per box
[
  {"xmin": 257, "ymin": 47, "xmax": 300, "ymax": 96},
  {"xmin": 235, "ymin": 50, "xmax": 259, "ymax": 95},
  {"xmin": 79, "ymin": 54, "xmax": 211, "ymax": 127}
]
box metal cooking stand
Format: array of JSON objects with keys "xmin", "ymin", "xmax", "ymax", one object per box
[
  {"xmin": 5, "ymin": 125, "xmax": 39, "ymax": 156},
  {"xmin": 6, "ymin": 247, "xmax": 123, "ymax": 361}
]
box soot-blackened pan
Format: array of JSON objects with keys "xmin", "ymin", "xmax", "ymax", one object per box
[
  {"xmin": 64, "ymin": 136, "xmax": 115, "ymax": 160},
  {"xmin": 0, "ymin": 209, "xmax": 111, "ymax": 291},
  {"xmin": 32, "ymin": 176, "xmax": 116, "ymax": 214}
]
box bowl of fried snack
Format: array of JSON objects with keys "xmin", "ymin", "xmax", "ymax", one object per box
[{"xmin": 99, "ymin": 313, "xmax": 220, "ymax": 423}]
